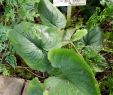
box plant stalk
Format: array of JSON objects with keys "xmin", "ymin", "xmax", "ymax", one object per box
[{"xmin": 66, "ymin": 6, "xmax": 72, "ymax": 27}]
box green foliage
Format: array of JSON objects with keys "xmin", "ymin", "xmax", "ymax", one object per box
[
  {"xmin": 46, "ymin": 49, "xmax": 100, "ymax": 95},
  {"xmin": 63, "ymin": 28, "xmax": 76, "ymax": 42},
  {"xmin": 5, "ymin": 52, "xmax": 17, "ymax": 68},
  {"xmin": 38, "ymin": 0, "xmax": 66, "ymax": 29},
  {"xmin": 83, "ymin": 46, "xmax": 108, "ymax": 72},
  {"xmin": 0, "ymin": 63, "xmax": 10, "ymax": 76},
  {"xmin": 0, "ymin": 24, "xmax": 17, "ymax": 68},
  {"xmin": 83, "ymin": 26, "xmax": 103, "ymax": 51},
  {"xmin": 0, "ymin": 0, "xmax": 113, "ymax": 94},
  {"xmin": 0, "ymin": 24, "xmax": 9, "ymax": 52},
  {"xmin": 12, "ymin": 22, "xmax": 65, "ymax": 51},
  {"xmin": 100, "ymin": 76, "xmax": 113, "ymax": 95},
  {"xmin": 27, "ymin": 49, "xmax": 101, "ymax": 95},
  {"xmin": 72, "ymin": 29, "xmax": 88, "ymax": 41},
  {"xmin": 87, "ymin": 4, "xmax": 113, "ymax": 30},
  {"xmin": 8, "ymin": 21, "xmax": 69, "ymax": 71},
  {"xmin": 8, "ymin": 25, "xmax": 51, "ymax": 72},
  {"xmin": 27, "ymin": 78, "xmax": 43, "ymax": 95},
  {"xmin": 0, "ymin": 0, "xmax": 41, "ymax": 69},
  {"xmin": 0, "ymin": 0, "xmax": 40, "ymax": 23},
  {"xmin": 100, "ymin": 0, "xmax": 113, "ymax": 5}
]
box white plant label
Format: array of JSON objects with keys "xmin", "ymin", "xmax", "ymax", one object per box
[{"xmin": 53, "ymin": 0, "xmax": 86, "ymax": 6}]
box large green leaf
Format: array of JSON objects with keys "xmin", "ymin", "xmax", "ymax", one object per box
[
  {"xmin": 27, "ymin": 78, "xmax": 43, "ymax": 95},
  {"xmin": 83, "ymin": 26, "xmax": 103, "ymax": 51},
  {"xmin": 8, "ymin": 22, "xmax": 67, "ymax": 71},
  {"xmin": 38, "ymin": 0, "xmax": 66, "ymax": 29},
  {"xmin": 13, "ymin": 22, "xmax": 64, "ymax": 51},
  {"xmin": 45, "ymin": 49, "xmax": 101, "ymax": 95},
  {"xmin": 8, "ymin": 29, "xmax": 51, "ymax": 72}
]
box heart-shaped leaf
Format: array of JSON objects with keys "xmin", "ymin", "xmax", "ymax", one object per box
[
  {"xmin": 45, "ymin": 49, "xmax": 101, "ymax": 95},
  {"xmin": 8, "ymin": 22, "xmax": 66, "ymax": 71},
  {"xmin": 8, "ymin": 30, "xmax": 50, "ymax": 72},
  {"xmin": 83, "ymin": 26, "xmax": 103, "ymax": 51}
]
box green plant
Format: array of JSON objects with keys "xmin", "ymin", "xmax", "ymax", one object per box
[
  {"xmin": 86, "ymin": 4, "xmax": 113, "ymax": 30},
  {"xmin": 7, "ymin": 0, "xmax": 101, "ymax": 95},
  {"xmin": 0, "ymin": 63, "xmax": 10, "ymax": 76},
  {"xmin": 0, "ymin": 0, "xmax": 41, "ymax": 69},
  {"xmin": 0, "ymin": 0, "xmax": 40, "ymax": 23},
  {"xmin": 0, "ymin": 0, "xmax": 112, "ymax": 94},
  {"xmin": 0, "ymin": 24, "xmax": 17, "ymax": 68},
  {"xmin": 26, "ymin": 49, "xmax": 100, "ymax": 95}
]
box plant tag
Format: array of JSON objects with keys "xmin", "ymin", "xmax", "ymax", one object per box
[{"xmin": 53, "ymin": 0, "xmax": 86, "ymax": 6}]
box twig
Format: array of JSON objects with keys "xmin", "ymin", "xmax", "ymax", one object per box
[
  {"xmin": 25, "ymin": 68, "xmax": 46, "ymax": 79},
  {"xmin": 15, "ymin": 66, "xmax": 46, "ymax": 78},
  {"xmin": 2, "ymin": 63, "xmax": 46, "ymax": 79}
]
